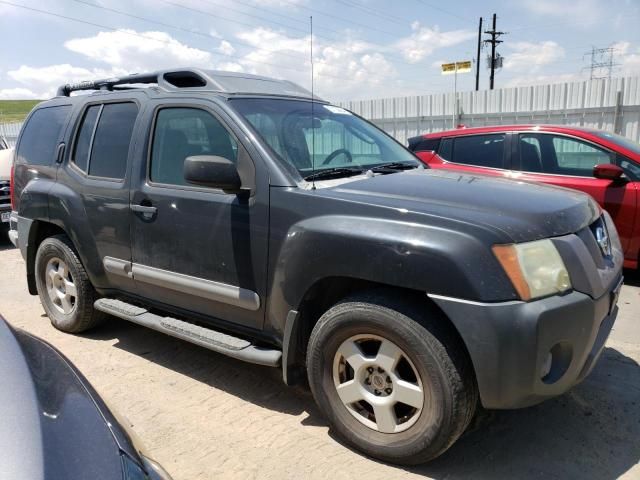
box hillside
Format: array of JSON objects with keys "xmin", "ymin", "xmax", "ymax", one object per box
[{"xmin": 0, "ymin": 100, "xmax": 41, "ymax": 123}]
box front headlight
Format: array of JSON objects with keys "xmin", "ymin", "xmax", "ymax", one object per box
[{"xmin": 493, "ymin": 239, "xmax": 572, "ymax": 301}]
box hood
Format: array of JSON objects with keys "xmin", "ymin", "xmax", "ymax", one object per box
[
  {"xmin": 0, "ymin": 148, "xmax": 13, "ymax": 180},
  {"xmin": 0, "ymin": 319, "xmax": 140, "ymax": 480},
  {"xmin": 323, "ymin": 169, "xmax": 600, "ymax": 243}
]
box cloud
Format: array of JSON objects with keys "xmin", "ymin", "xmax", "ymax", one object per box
[
  {"xmin": 521, "ymin": 0, "xmax": 602, "ymax": 27},
  {"xmin": 218, "ymin": 40, "xmax": 236, "ymax": 56},
  {"xmin": 0, "ymin": 87, "xmax": 41, "ymax": 100},
  {"xmin": 394, "ymin": 23, "xmax": 475, "ymax": 63},
  {"xmin": 612, "ymin": 41, "xmax": 640, "ymax": 76},
  {"xmin": 64, "ymin": 30, "xmax": 213, "ymax": 71},
  {"xmin": 503, "ymin": 41, "xmax": 565, "ymax": 73},
  {"xmin": 7, "ymin": 64, "xmax": 129, "ymax": 98}
]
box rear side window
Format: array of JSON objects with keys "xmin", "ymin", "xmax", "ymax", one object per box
[
  {"xmin": 440, "ymin": 134, "xmax": 506, "ymax": 169},
  {"xmin": 409, "ymin": 137, "xmax": 440, "ymax": 152},
  {"xmin": 72, "ymin": 105, "xmax": 101, "ymax": 172},
  {"xmin": 16, "ymin": 105, "xmax": 71, "ymax": 165},
  {"xmin": 88, "ymin": 103, "xmax": 138, "ymax": 179}
]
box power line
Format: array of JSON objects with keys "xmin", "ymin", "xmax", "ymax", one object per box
[
  {"xmin": 69, "ymin": 0, "xmax": 307, "ymax": 63},
  {"xmin": 412, "ymin": 0, "xmax": 476, "ymax": 24},
  {"xmin": 0, "ymin": 0, "xmax": 451, "ymax": 92},
  {"xmin": 158, "ymin": 0, "xmax": 450, "ymax": 70}
]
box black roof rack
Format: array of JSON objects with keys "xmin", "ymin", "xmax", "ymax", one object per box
[{"xmin": 56, "ymin": 68, "xmax": 320, "ymax": 100}]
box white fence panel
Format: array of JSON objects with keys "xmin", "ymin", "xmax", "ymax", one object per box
[{"xmin": 337, "ymin": 76, "xmax": 640, "ymax": 145}]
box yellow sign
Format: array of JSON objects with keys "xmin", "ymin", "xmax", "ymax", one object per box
[{"xmin": 441, "ymin": 61, "xmax": 472, "ymax": 75}]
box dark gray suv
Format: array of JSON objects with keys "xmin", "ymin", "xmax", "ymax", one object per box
[{"xmin": 9, "ymin": 68, "xmax": 623, "ymax": 465}]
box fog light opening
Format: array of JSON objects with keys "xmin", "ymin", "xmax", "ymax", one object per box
[{"xmin": 541, "ymin": 342, "xmax": 573, "ymax": 385}]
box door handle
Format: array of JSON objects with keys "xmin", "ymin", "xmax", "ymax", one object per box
[{"xmin": 130, "ymin": 203, "xmax": 157, "ymax": 219}]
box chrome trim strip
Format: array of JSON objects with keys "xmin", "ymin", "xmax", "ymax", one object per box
[
  {"xmin": 103, "ymin": 256, "xmax": 133, "ymax": 279},
  {"xmin": 427, "ymin": 293, "xmax": 523, "ymax": 307},
  {"xmin": 131, "ymin": 263, "xmax": 261, "ymax": 311}
]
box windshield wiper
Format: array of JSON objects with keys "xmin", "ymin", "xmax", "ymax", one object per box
[
  {"xmin": 304, "ymin": 167, "xmax": 364, "ymax": 182},
  {"xmin": 369, "ymin": 162, "xmax": 419, "ymax": 173}
]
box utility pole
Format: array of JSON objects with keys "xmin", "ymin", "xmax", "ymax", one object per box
[
  {"xmin": 484, "ymin": 13, "xmax": 505, "ymax": 90},
  {"xmin": 583, "ymin": 46, "xmax": 620, "ymax": 80},
  {"xmin": 475, "ymin": 17, "xmax": 482, "ymax": 91}
]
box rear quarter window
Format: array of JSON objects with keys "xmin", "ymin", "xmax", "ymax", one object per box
[
  {"xmin": 16, "ymin": 105, "xmax": 71, "ymax": 165},
  {"xmin": 409, "ymin": 137, "xmax": 440, "ymax": 152}
]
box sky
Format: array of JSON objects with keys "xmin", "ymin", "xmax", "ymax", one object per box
[{"xmin": 0, "ymin": 0, "xmax": 639, "ymax": 102}]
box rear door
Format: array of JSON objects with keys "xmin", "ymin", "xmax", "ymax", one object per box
[
  {"xmin": 433, "ymin": 133, "xmax": 512, "ymax": 177},
  {"xmin": 129, "ymin": 99, "xmax": 269, "ymax": 331},
  {"xmin": 57, "ymin": 98, "xmax": 141, "ymax": 293},
  {"xmin": 512, "ymin": 132, "xmax": 637, "ymax": 254}
]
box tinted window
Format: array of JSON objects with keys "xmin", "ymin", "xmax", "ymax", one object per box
[
  {"xmin": 409, "ymin": 137, "xmax": 440, "ymax": 152},
  {"xmin": 150, "ymin": 108, "xmax": 238, "ymax": 186},
  {"xmin": 88, "ymin": 103, "xmax": 138, "ymax": 179},
  {"xmin": 450, "ymin": 134, "xmax": 505, "ymax": 168},
  {"xmin": 72, "ymin": 105, "xmax": 100, "ymax": 173},
  {"xmin": 16, "ymin": 106, "xmax": 71, "ymax": 165},
  {"xmin": 518, "ymin": 135, "xmax": 543, "ymax": 172}
]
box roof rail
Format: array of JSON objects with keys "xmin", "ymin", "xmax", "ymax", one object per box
[
  {"xmin": 57, "ymin": 72, "xmax": 163, "ymax": 97},
  {"xmin": 56, "ymin": 68, "xmax": 318, "ymax": 100}
]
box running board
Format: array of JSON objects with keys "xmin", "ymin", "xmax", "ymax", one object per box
[{"xmin": 94, "ymin": 299, "xmax": 282, "ymax": 367}]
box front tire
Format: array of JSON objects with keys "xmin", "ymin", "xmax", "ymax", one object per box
[
  {"xmin": 35, "ymin": 234, "xmax": 104, "ymax": 333},
  {"xmin": 306, "ymin": 292, "xmax": 477, "ymax": 465}
]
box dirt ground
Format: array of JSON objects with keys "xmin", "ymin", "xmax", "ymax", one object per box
[{"xmin": 0, "ymin": 236, "xmax": 638, "ymax": 480}]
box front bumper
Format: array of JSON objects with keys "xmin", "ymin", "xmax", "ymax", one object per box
[{"xmin": 430, "ymin": 277, "xmax": 622, "ymax": 409}]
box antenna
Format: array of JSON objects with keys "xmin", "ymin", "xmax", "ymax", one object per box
[{"xmin": 310, "ymin": 15, "xmax": 316, "ymax": 190}]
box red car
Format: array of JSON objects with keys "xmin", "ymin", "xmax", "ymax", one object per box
[{"xmin": 408, "ymin": 125, "xmax": 640, "ymax": 270}]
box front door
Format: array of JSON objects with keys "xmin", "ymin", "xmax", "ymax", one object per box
[
  {"xmin": 512, "ymin": 132, "xmax": 637, "ymax": 255},
  {"xmin": 130, "ymin": 102, "xmax": 268, "ymax": 330}
]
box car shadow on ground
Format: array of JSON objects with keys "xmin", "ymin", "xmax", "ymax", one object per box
[
  {"xmin": 624, "ymin": 268, "xmax": 640, "ymax": 287},
  {"xmin": 86, "ymin": 318, "xmax": 640, "ymax": 478},
  {"xmin": 82, "ymin": 318, "xmax": 324, "ymax": 422},
  {"xmin": 0, "ymin": 233, "xmax": 15, "ymax": 252}
]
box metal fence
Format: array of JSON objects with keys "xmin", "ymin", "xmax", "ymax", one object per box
[
  {"xmin": 0, "ymin": 122, "xmax": 22, "ymax": 147},
  {"xmin": 337, "ymin": 76, "xmax": 640, "ymax": 145},
  {"xmin": 3, "ymin": 76, "xmax": 640, "ymax": 149}
]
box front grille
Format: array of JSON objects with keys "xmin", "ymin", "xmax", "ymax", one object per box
[{"xmin": 0, "ymin": 180, "xmax": 10, "ymax": 208}]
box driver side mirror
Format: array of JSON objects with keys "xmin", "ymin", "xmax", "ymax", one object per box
[
  {"xmin": 184, "ymin": 155, "xmax": 242, "ymax": 192},
  {"xmin": 593, "ymin": 163, "xmax": 625, "ymax": 181}
]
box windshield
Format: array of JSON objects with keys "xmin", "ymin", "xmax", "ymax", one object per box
[
  {"xmin": 593, "ymin": 131, "xmax": 640, "ymax": 156},
  {"xmin": 230, "ymin": 98, "xmax": 419, "ymax": 179}
]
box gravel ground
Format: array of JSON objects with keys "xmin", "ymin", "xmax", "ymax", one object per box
[{"xmin": 0, "ymin": 236, "xmax": 638, "ymax": 480}]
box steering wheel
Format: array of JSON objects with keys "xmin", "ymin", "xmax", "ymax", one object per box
[{"xmin": 322, "ymin": 148, "xmax": 353, "ymax": 165}]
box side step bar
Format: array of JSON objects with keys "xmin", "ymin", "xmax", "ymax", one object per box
[{"xmin": 94, "ymin": 299, "xmax": 282, "ymax": 367}]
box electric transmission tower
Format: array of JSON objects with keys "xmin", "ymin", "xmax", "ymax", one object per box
[
  {"xmin": 484, "ymin": 14, "xmax": 506, "ymax": 90},
  {"xmin": 583, "ymin": 46, "xmax": 620, "ymax": 80}
]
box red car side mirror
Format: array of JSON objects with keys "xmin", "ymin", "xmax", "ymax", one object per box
[{"xmin": 593, "ymin": 163, "xmax": 625, "ymax": 181}]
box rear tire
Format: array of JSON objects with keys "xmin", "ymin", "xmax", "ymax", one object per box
[
  {"xmin": 35, "ymin": 234, "xmax": 105, "ymax": 333},
  {"xmin": 306, "ymin": 291, "xmax": 477, "ymax": 465}
]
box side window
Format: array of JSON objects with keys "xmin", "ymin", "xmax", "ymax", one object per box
[
  {"xmin": 412, "ymin": 138, "xmax": 440, "ymax": 152},
  {"xmin": 72, "ymin": 105, "xmax": 101, "ymax": 173},
  {"xmin": 518, "ymin": 135, "xmax": 544, "ymax": 172},
  {"xmin": 439, "ymin": 138, "xmax": 453, "ymax": 160},
  {"xmin": 16, "ymin": 105, "xmax": 71, "ymax": 165},
  {"xmin": 88, "ymin": 103, "xmax": 138, "ymax": 179},
  {"xmin": 550, "ymin": 136, "xmax": 614, "ymax": 176},
  {"xmin": 451, "ymin": 134, "xmax": 506, "ymax": 168},
  {"xmin": 150, "ymin": 108, "xmax": 238, "ymax": 187}
]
